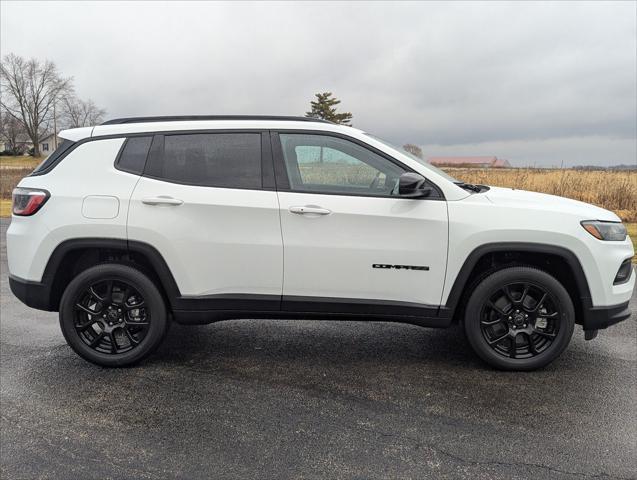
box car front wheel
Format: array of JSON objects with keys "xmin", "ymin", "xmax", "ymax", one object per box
[
  {"xmin": 464, "ymin": 266, "xmax": 575, "ymax": 371},
  {"xmin": 59, "ymin": 264, "xmax": 169, "ymax": 367}
]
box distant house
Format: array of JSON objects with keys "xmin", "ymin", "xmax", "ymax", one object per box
[
  {"xmin": 39, "ymin": 133, "xmax": 62, "ymax": 156},
  {"xmin": 0, "ymin": 135, "xmax": 34, "ymax": 154},
  {"xmin": 0, "ymin": 133, "xmax": 62, "ymax": 156},
  {"xmin": 428, "ymin": 156, "xmax": 511, "ymax": 168}
]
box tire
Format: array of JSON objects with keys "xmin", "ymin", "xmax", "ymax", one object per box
[
  {"xmin": 59, "ymin": 264, "xmax": 169, "ymax": 367},
  {"xmin": 464, "ymin": 266, "xmax": 574, "ymax": 371}
]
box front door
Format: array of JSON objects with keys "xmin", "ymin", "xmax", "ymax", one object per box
[{"xmin": 273, "ymin": 132, "xmax": 448, "ymax": 315}]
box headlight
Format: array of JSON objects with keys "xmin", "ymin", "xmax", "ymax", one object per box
[{"xmin": 581, "ymin": 221, "xmax": 627, "ymax": 241}]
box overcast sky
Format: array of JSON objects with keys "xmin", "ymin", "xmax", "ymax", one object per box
[{"xmin": 1, "ymin": 1, "xmax": 635, "ymax": 167}]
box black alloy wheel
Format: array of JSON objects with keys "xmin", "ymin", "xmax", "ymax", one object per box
[
  {"xmin": 479, "ymin": 282, "xmax": 560, "ymax": 359},
  {"xmin": 464, "ymin": 266, "xmax": 575, "ymax": 370},
  {"xmin": 73, "ymin": 279, "xmax": 150, "ymax": 355},
  {"xmin": 59, "ymin": 264, "xmax": 169, "ymax": 367}
]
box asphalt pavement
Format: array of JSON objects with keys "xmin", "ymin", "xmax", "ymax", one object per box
[{"xmin": 1, "ymin": 218, "xmax": 635, "ymax": 479}]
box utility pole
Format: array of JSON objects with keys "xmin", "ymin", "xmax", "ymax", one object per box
[{"xmin": 53, "ymin": 98, "xmax": 58, "ymax": 150}]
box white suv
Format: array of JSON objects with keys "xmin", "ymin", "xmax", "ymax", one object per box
[{"xmin": 7, "ymin": 116, "xmax": 635, "ymax": 369}]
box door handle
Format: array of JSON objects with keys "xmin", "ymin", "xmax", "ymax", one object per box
[
  {"xmin": 289, "ymin": 205, "xmax": 331, "ymax": 215},
  {"xmin": 141, "ymin": 196, "xmax": 184, "ymax": 206}
]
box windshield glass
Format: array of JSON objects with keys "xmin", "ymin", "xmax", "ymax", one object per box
[{"xmin": 364, "ymin": 133, "xmax": 458, "ymax": 182}]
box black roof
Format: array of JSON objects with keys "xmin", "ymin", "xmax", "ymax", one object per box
[{"xmin": 101, "ymin": 115, "xmax": 333, "ymax": 125}]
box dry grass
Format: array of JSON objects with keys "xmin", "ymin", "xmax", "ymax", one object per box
[
  {"xmin": 0, "ymin": 156, "xmax": 37, "ymax": 207},
  {"xmin": 627, "ymin": 223, "xmax": 637, "ymax": 257},
  {"xmin": 1, "ymin": 167, "xmax": 33, "ymax": 200},
  {"xmin": 444, "ymin": 168, "xmax": 637, "ymax": 222},
  {"xmin": 0, "ymin": 155, "xmax": 40, "ymax": 169},
  {"xmin": 0, "ymin": 199, "xmax": 11, "ymax": 217}
]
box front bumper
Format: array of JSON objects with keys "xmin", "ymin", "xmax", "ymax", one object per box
[
  {"xmin": 581, "ymin": 300, "xmax": 632, "ymax": 332},
  {"xmin": 578, "ymin": 257, "xmax": 634, "ymax": 336}
]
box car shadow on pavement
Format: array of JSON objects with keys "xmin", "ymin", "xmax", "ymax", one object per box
[{"xmin": 155, "ymin": 319, "xmax": 477, "ymax": 366}]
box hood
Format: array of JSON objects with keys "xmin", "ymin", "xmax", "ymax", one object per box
[{"xmin": 483, "ymin": 186, "xmax": 619, "ymax": 222}]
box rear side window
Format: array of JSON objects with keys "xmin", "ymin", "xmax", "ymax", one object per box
[
  {"xmin": 146, "ymin": 133, "xmax": 261, "ymax": 189},
  {"xmin": 116, "ymin": 136, "xmax": 152, "ymax": 174}
]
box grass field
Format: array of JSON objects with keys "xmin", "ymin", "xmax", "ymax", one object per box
[
  {"xmin": 1, "ymin": 167, "xmax": 34, "ymax": 199},
  {"xmin": 0, "ymin": 199, "xmax": 11, "ymax": 217},
  {"xmin": 1, "ymin": 156, "xmax": 38, "ymax": 216},
  {"xmin": 0, "ymin": 155, "xmax": 40, "ymax": 168},
  {"xmin": 627, "ymin": 223, "xmax": 637, "ymax": 254}
]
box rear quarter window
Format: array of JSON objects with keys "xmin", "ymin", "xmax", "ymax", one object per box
[{"xmin": 116, "ymin": 136, "xmax": 153, "ymax": 175}]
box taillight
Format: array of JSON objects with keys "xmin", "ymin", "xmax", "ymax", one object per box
[{"xmin": 12, "ymin": 187, "xmax": 50, "ymax": 216}]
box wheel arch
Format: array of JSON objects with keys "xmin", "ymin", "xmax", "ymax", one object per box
[
  {"xmin": 445, "ymin": 242, "xmax": 592, "ymax": 325},
  {"xmin": 42, "ymin": 238, "xmax": 181, "ymax": 312}
]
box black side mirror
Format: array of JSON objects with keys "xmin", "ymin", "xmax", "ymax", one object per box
[{"xmin": 398, "ymin": 172, "xmax": 432, "ymax": 198}]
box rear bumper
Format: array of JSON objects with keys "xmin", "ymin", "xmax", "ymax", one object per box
[
  {"xmin": 9, "ymin": 275, "xmax": 55, "ymax": 311},
  {"xmin": 581, "ymin": 300, "xmax": 631, "ymax": 332}
]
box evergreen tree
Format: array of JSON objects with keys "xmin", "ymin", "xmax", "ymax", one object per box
[{"xmin": 305, "ymin": 92, "xmax": 353, "ymax": 125}]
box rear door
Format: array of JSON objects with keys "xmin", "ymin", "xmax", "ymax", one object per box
[
  {"xmin": 272, "ymin": 132, "xmax": 449, "ymax": 314},
  {"xmin": 127, "ymin": 131, "xmax": 282, "ymax": 308}
]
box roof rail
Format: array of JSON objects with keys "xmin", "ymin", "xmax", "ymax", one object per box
[{"xmin": 101, "ymin": 115, "xmax": 334, "ymax": 125}]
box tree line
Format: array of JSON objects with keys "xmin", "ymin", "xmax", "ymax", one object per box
[{"xmin": 0, "ymin": 53, "xmax": 106, "ymax": 156}]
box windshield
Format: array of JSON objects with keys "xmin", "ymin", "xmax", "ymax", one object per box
[{"xmin": 364, "ymin": 133, "xmax": 458, "ymax": 182}]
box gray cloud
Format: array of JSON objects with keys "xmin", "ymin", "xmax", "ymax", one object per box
[{"xmin": 1, "ymin": 1, "xmax": 635, "ymax": 166}]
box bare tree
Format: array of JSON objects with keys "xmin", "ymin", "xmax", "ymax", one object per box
[
  {"xmin": 0, "ymin": 108, "xmax": 28, "ymax": 154},
  {"xmin": 0, "ymin": 54, "xmax": 72, "ymax": 156},
  {"xmin": 61, "ymin": 95, "xmax": 106, "ymax": 128},
  {"xmin": 403, "ymin": 143, "xmax": 423, "ymax": 159}
]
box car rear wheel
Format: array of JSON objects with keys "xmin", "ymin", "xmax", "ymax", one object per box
[
  {"xmin": 59, "ymin": 264, "xmax": 168, "ymax": 367},
  {"xmin": 464, "ymin": 266, "xmax": 575, "ymax": 370}
]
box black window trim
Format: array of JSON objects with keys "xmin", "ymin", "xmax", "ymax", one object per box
[
  {"xmin": 270, "ymin": 129, "xmax": 445, "ymax": 200},
  {"xmin": 140, "ymin": 129, "xmax": 273, "ymax": 192}
]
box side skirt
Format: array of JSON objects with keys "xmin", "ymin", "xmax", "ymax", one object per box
[{"xmin": 172, "ymin": 294, "xmax": 451, "ymax": 328}]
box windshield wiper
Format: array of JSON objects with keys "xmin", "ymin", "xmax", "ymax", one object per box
[{"xmin": 454, "ymin": 182, "xmax": 483, "ymax": 193}]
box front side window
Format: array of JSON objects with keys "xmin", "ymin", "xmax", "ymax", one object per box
[
  {"xmin": 146, "ymin": 133, "xmax": 261, "ymax": 189},
  {"xmin": 279, "ymin": 133, "xmax": 405, "ymax": 196}
]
